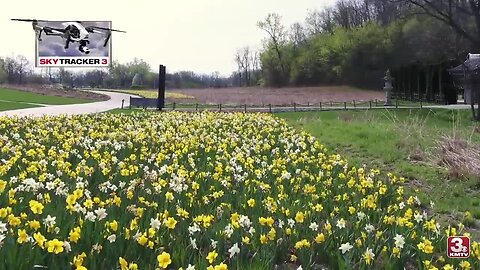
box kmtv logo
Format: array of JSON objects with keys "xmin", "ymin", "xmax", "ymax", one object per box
[{"xmin": 447, "ymin": 236, "xmax": 470, "ymax": 258}]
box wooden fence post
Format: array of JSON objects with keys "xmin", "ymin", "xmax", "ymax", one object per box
[
  {"xmin": 344, "ymin": 102, "xmax": 347, "ymax": 110},
  {"xmin": 319, "ymin": 102, "xmax": 322, "ymax": 110},
  {"xmin": 219, "ymin": 104, "xmax": 222, "ymax": 112},
  {"xmin": 369, "ymin": 100, "xmax": 372, "ymax": 109},
  {"xmin": 244, "ymin": 104, "xmax": 247, "ymax": 113},
  {"xmin": 269, "ymin": 104, "xmax": 272, "ymax": 113},
  {"xmin": 195, "ymin": 103, "xmax": 198, "ymax": 111},
  {"xmin": 173, "ymin": 102, "xmax": 176, "ymax": 110},
  {"xmin": 294, "ymin": 103, "xmax": 297, "ymax": 112}
]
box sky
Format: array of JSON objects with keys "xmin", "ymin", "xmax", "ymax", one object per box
[{"xmin": 0, "ymin": 0, "xmax": 336, "ymax": 76}]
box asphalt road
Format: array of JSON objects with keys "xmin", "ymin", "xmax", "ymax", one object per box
[{"xmin": 0, "ymin": 90, "xmax": 136, "ymax": 117}]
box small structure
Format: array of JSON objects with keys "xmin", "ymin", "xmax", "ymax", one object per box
[
  {"xmin": 448, "ymin": 53, "xmax": 480, "ymax": 104},
  {"xmin": 384, "ymin": 69, "xmax": 394, "ymax": 106}
]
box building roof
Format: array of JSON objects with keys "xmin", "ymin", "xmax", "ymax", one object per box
[{"xmin": 448, "ymin": 55, "xmax": 480, "ymax": 75}]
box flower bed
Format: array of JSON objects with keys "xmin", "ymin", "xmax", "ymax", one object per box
[{"xmin": 0, "ymin": 112, "xmax": 478, "ymax": 270}]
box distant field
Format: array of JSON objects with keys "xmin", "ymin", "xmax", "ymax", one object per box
[
  {"xmin": 0, "ymin": 87, "xmax": 92, "ymax": 105},
  {"xmin": 114, "ymin": 89, "xmax": 195, "ymax": 99},
  {"xmin": 173, "ymin": 85, "xmax": 384, "ymax": 105},
  {"xmin": 105, "ymin": 86, "xmax": 384, "ymax": 105},
  {"xmin": 0, "ymin": 100, "xmax": 40, "ymax": 111}
]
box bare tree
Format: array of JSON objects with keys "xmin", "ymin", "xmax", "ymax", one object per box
[
  {"xmin": 234, "ymin": 49, "xmax": 245, "ymax": 86},
  {"xmin": 242, "ymin": 47, "xmax": 251, "ymax": 86},
  {"xmin": 289, "ymin": 22, "xmax": 307, "ymax": 47}
]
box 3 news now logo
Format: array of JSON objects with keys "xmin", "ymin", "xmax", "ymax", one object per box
[{"xmin": 447, "ymin": 236, "xmax": 470, "ymax": 258}]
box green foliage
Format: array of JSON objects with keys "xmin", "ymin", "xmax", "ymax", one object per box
[{"xmin": 259, "ymin": 13, "xmax": 469, "ymax": 88}]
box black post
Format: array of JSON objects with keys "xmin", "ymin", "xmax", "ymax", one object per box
[
  {"xmin": 158, "ymin": 65, "xmax": 166, "ymax": 111},
  {"xmin": 244, "ymin": 104, "xmax": 247, "ymax": 113},
  {"xmin": 129, "ymin": 97, "xmax": 131, "ymax": 109},
  {"xmin": 219, "ymin": 104, "xmax": 222, "ymax": 112},
  {"xmin": 195, "ymin": 103, "xmax": 198, "ymax": 111},
  {"xmin": 294, "ymin": 103, "xmax": 297, "ymax": 112},
  {"xmin": 319, "ymin": 102, "xmax": 322, "ymax": 110},
  {"xmin": 369, "ymin": 100, "xmax": 372, "ymax": 109},
  {"xmin": 121, "ymin": 99, "xmax": 124, "ymax": 109},
  {"xmin": 353, "ymin": 100, "xmax": 356, "ymax": 108},
  {"xmin": 344, "ymin": 102, "xmax": 347, "ymax": 110},
  {"xmin": 395, "ymin": 99, "xmax": 398, "ymax": 108},
  {"xmin": 269, "ymin": 104, "xmax": 272, "ymax": 113},
  {"xmin": 173, "ymin": 102, "xmax": 176, "ymax": 110}
]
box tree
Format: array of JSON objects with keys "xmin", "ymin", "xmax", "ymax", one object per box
[
  {"xmin": 258, "ymin": 13, "xmax": 288, "ymax": 80},
  {"xmin": 399, "ymin": 0, "xmax": 480, "ymax": 48},
  {"xmin": 0, "ymin": 58, "xmax": 7, "ymax": 83},
  {"xmin": 289, "ymin": 22, "xmax": 307, "ymax": 47}
]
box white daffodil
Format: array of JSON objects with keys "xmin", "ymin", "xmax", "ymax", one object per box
[
  {"xmin": 85, "ymin": 211, "xmax": 96, "ymax": 222},
  {"xmin": 211, "ymin": 239, "xmax": 218, "ymax": 249},
  {"xmin": 336, "ymin": 218, "xmax": 346, "ymax": 229},
  {"xmin": 150, "ymin": 218, "xmax": 161, "ymax": 230},
  {"xmin": 190, "ymin": 237, "xmax": 198, "ymax": 250},
  {"xmin": 394, "ymin": 234, "xmax": 405, "ymax": 249},
  {"xmin": 414, "ymin": 213, "xmax": 423, "ymax": 223},
  {"xmin": 107, "ymin": 234, "xmax": 117, "ymax": 243},
  {"xmin": 44, "ymin": 215, "xmax": 57, "ymax": 227},
  {"xmin": 228, "ymin": 243, "xmax": 240, "ymax": 258},
  {"xmin": 309, "ymin": 222, "xmax": 319, "ymax": 231},
  {"xmin": 94, "ymin": 208, "xmax": 108, "ymax": 220},
  {"xmin": 339, "ymin": 242, "xmax": 354, "ymax": 254},
  {"xmin": 0, "ymin": 222, "xmax": 7, "ymax": 233}
]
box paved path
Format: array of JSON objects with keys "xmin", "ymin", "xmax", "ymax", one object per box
[{"xmin": 0, "ymin": 90, "xmax": 137, "ymax": 117}]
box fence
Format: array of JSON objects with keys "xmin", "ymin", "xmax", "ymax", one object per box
[{"xmin": 127, "ymin": 97, "xmax": 426, "ymax": 113}]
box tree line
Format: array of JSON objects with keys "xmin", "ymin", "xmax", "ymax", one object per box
[
  {"xmin": 0, "ymin": 56, "xmax": 234, "ymax": 90},
  {"xmin": 251, "ymin": 0, "xmax": 479, "ymax": 88}
]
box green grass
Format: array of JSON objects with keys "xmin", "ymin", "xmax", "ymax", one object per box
[
  {"xmin": 0, "ymin": 100, "xmax": 41, "ymax": 111},
  {"xmin": 0, "ymin": 88, "xmax": 92, "ymax": 105},
  {"xmin": 277, "ymin": 108, "xmax": 480, "ymax": 231}
]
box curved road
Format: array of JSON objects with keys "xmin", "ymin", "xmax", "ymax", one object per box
[{"xmin": 0, "ymin": 90, "xmax": 137, "ymax": 117}]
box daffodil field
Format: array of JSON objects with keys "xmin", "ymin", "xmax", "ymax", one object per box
[{"xmin": 0, "ymin": 112, "xmax": 478, "ymax": 270}]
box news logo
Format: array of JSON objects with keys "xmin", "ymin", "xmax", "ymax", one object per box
[
  {"xmin": 447, "ymin": 236, "xmax": 470, "ymax": 258},
  {"xmin": 11, "ymin": 19, "xmax": 125, "ymax": 67}
]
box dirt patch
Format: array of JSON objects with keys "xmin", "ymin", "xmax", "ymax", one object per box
[
  {"xmin": 1, "ymin": 84, "xmax": 110, "ymax": 101},
  {"xmin": 173, "ymin": 86, "xmax": 384, "ymax": 105}
]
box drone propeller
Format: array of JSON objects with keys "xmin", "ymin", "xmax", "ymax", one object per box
[
  {"xmin": 89, "ymin": 26, "xmax": 126, "ymax": 33},
  {"xmin": 11, "ymin": 19, "xmax": 50, "ymax": 22}
]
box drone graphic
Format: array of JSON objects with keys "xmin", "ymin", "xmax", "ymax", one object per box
[{"xmin": 11, "ymin": 19, "xmax": 126, "ymax": 54}]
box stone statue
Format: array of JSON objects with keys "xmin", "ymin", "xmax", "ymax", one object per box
[
  {"xmin": 131, "ymin": 73, "xmax": 143, "ymax": 87},
  {"xmin": 384, "ymin": 69, "xmax": 393, "ymax": 106}
]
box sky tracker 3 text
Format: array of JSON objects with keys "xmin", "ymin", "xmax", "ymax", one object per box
[{"xmin": 38, "ymin": 57, "xmax": 109, "ymax": 67}]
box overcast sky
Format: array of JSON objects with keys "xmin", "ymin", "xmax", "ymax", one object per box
[{"xmin": 0, "ymin": 0, "xmax": 336, "ymax": 75}]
